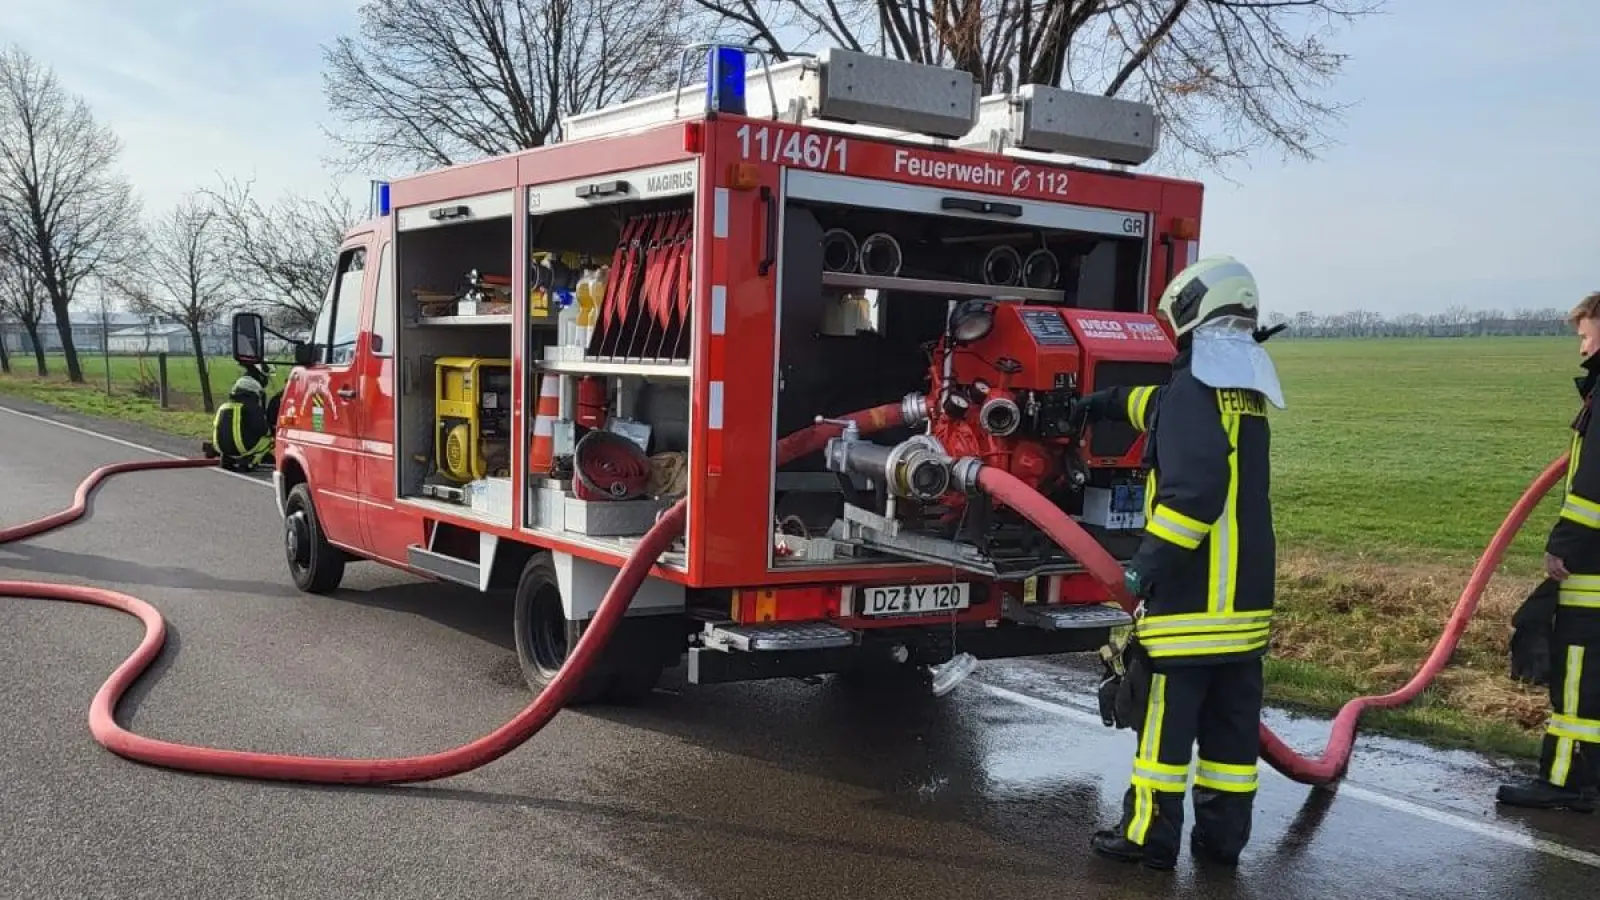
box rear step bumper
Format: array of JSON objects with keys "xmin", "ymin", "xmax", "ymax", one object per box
[{"xmin": 687, "ymin": 604, "xmax": 1127, "ymax": 685}]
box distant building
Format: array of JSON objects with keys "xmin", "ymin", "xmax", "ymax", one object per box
[{"xmin": 0, "ymin": 312, "xmax": 229, "ymax": 355}]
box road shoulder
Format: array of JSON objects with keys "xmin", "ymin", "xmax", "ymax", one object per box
[{"xmin": 0, "ymin": 392, "xmax": 205, "ymax": 460}]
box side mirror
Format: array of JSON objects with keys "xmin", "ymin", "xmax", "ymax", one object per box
[
  {"xmin": 293, "ymin": 342, "xmax": 318, "ymax": 367},
  {"xmin": 232, "ymin": 312, "xmax": 266, "ymax": 365}
]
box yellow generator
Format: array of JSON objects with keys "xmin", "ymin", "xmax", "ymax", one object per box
[{"xmin": 435, "ymin": 357, "xmax": 512, "ymax": 483}]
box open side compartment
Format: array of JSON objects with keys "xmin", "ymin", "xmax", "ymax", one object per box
[
  {"xmin": 517, "ymin": 164, "xmax": 699, "ymax": 567},
  {"xmin": 393, "ymin": 191, "xmax": 518, "ymax": 527},
  {"xmin": 768, "ymin": 173, "xmax": 1156, "ymax": 574}
]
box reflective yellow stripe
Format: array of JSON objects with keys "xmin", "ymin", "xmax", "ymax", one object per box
[
  {"xmin": 1136, "ymin": 610, "xmax": 1270, "ymax": 636},
  {"xmin": 232, "ymin": 406, "xmax": 246, "ymax": 455},
  {"xmin": 1548, "ymin": 713, "xmax": 1600, "ymax": 742},
  {"xmin": 214, "ymin": 403, "xmax": 240, "ymax": 452},
  {"xmin": 1208, "ymin": 409, "xmax": 1242, "ymax": 615},
  {"xmin": 1147, "ymin": 504, "xmax": 1210, "ymax": 549},
  {"xmin": 1132, "ymin": 758, "xmax": 1188, "ymax": 792},
  {"xmin": 1559, "ymin": 589, "xmax": 1600, "ymax": 609},
  {"xmin": 1144, "ymin": 470, "xmax": 1156, "ymax": 524},
  {"xmin": 1565, "ymin": 574, "xmax": 1600, "ymax": 591},
  {"xmin": 1550, "ymin": 645, "xmax": 1588, "ymax": 786},
  {"xmin": 1127, "ymin": 673, "xmax": 1168, "ymax": 843},
  {"xmin": 1195, "ymin": 759, "xmax": 1258, "ymax": 793},
  {"xmin": 1561, "ymin": 494, "xmax": 1600, "ymax": 529},
  {"xmin": 1127, "ymin": 386, "xmax": 1156, "ymax": 433},
  {"xmin": 1136, "ymin": 610, "xmax": 1272, "ymax": 657},
  {"xmin": 1140, "ymin": 631, "xmax": 1270, "ymax": 658},
  {"xmin": 1569, "ymin": 432, "xmax": 1583, "ymax": 491}
]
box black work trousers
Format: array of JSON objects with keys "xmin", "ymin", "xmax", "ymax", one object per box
[
  {"xmin": 1114, "ymin": 656, "xmax": 1264, "ymax": 861},
  {"xmin": 1540, "ymin": 627, "xmax": 1600, "ymax": 790}
]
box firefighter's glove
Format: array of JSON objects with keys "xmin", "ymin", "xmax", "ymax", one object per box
[
  {"xmin": 1098, "ymin": 640, "xmax": 1151, "ymax": 731},
  {"xmin": 1070, "ymin": 390, "xmax": 1116, "ymax": 428},
  {"xmin": 1509, "ymin": 578, "xmax": 1558, "ymax": 686},
  {"xmin": 1123, "ymin": 567, "xmax": 1149, "ymax": 602}
]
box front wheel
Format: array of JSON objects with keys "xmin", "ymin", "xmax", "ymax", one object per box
[{"xmin": 284, "ymin": 483, "xmax": 346, "ymax": 594}]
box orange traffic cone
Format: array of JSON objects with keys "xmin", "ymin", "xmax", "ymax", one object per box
[{"xmin": 528, "ymin": 372, "xmax": 560, "ymax": 476}]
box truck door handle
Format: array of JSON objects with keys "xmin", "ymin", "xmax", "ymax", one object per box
[
  {"xmin": 337, "ymin": 386, "xmax": 357, "ymax": 399},
  {"xmin": 759, "ymin": 185, "xmax": 777, "ymax": 276}
]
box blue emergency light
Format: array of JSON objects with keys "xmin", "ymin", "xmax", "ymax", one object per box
[
  {"xmin": 377, "ymin": 181, "xmax": 391, "ymax": 216},
  {"xmin": 706, "ymin": 46, "xmax": 747, "ymax": 116}
]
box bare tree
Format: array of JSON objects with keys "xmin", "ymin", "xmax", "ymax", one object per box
[
  {"xmin": 110, "ymin": 193, "xmax": 234, "ymax": 412},
  {"xmin": 205, "ymin": 176, "xmax": 360, "ymax": 333},
  {"xmin": 321, "ymin": 0, "xmax": 694, "ymax": 172},
  {"xmin": 0, "ymin": 241, "xmax": 47, "ymax": 374},
  {"xmin": 0, "ymin": 45, "xmax": 140, "ymax": 383},
  {"xmin": 686, "ymin": 0, "xmax": 1382, "ymax": 170}
]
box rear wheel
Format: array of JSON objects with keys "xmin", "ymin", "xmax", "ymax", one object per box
[
  {"xmin": 284, "ymin": 483, "xmax": 345, "ymax": 594},
  {"xmin": 512, "ymin": 555, "xmax": 667, "ymax": 705}
]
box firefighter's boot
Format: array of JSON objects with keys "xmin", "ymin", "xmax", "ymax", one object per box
[
  {"xmin": 1092, "ymin": 788, "xmax": 1182, "ymax": 872},
  {"xmin": 1496, "ymin": 778, "xmax": 1596, "ymax": 812},
  {"xmin": 1090, "ymin": 830, "xmax": 1176, "ymax": 871}
]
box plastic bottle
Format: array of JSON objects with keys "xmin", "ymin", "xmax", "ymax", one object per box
[{"xmin": 554, "ymin": 290, "xmax": 579, "ymax": 357}]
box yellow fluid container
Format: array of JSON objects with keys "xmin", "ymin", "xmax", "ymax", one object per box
[{"xmin": 574, "ymin": 267, "xmax": 602, "ymax": 349}]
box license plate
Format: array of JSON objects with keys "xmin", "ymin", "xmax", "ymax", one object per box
[{"xmin": 859, "ymin": 583, "xmax": 971, "ymax": 616}]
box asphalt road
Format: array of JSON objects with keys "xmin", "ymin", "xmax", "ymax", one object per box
[{"xmin": 3, "ymin": 396, "xmax": 1599, "ymax": 899}]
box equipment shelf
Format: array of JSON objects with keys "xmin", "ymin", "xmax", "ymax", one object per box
[
  {"xmin": 820, "ymin": 272, "xmax": 1065, "ymax": 304},
  {"xmin": 415, "ymin": 314, "xmax": 513, "ymax": 326},
  {"xmin": 538, "ymin": 358, "xmax": 693, "ymax": 379}
]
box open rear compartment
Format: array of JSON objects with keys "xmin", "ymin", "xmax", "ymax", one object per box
[
  {"xmin": 768, "ymin": 172, "xmax": 1166, "ymax": 579},
  {"xmin": 517, "ymin": 164, "xmax": 699, "ymax": 569},
  {"xmin": 392, "ymin": 192, "xmax": 519, "ymax": 528}
]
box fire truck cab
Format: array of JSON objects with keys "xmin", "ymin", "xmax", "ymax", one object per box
[{"xmin": 230, "ymin": 44, "xmax": 1204, "ymax": 704}]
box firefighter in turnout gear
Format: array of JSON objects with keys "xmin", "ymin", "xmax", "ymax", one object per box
[
  {"xmin": 1073, "ymin": 256, "xmax": 1285, "ymax": 869},
  {"xmin": 206, "ymin": 364, "xmax": 280, "ymax": 472},
  {"xmin": 1500, "ymin": 291, "xmax": 1600, "ymax": 812}
]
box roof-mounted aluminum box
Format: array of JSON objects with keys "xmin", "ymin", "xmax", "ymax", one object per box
[
  {"xmin": 561, "ymin": 46, "xmax": 979, "ymax": 143},
  {"xmin": 962, "ymin": 85, "xmax": 1160, "ymax": 166},
  {"xmin": 799, "ymin": 48, "xmax": 979, "ymax": 139}
]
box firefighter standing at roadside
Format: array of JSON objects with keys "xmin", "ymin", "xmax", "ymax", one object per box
[
  {"xmin": 1500, "ymin": 291, "xmax": 1600, "ymax": 812},
  {"xmin": 1072, "ymin": 256, "xmax": 1286, "ymax": 870}
]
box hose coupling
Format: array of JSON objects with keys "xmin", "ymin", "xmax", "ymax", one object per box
[
  {"xmin": 950, "ymin": 457, "xmax": 985, "ymax": 495},
  {"xmin": 901, "ymin": 392, "xmax": 932, "ymax": 427}
]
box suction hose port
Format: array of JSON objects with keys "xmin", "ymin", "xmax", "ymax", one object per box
[
  {"xmin": 821, "ymin": 228, "xmax": 859, "ymax": 274},
  {"xmin": 981, "ymin": 245, "xmax": 1022, "ymax": 286},
  {"xmin": 1021, "ymin": 249, "xmax": 1059, "ymax": 289},
  {"xmin": 858, "ymin": 232, "xmax": 903, "ymax": 277},
  {"xmin": 979, "ymin": 396, "xmax": 1021, "ymax": 436}
]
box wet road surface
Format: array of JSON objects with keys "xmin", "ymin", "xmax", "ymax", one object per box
[{"xmin": 2, "ymin": 397, "xmax": 1599, "ymax": 899}]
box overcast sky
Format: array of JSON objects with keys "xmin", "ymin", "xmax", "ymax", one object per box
[{"xmin": 3, "ymin": 0, "xmax": 1595, "ymax": 317}]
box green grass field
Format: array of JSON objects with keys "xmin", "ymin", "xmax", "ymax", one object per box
[
  {"xmin": 0, "ymin": 336, "xmax": 1581, "ymax": 755},
  {"xmin": 1270, "ymin": 337, "xmax": 1575, "ymax": 567}
]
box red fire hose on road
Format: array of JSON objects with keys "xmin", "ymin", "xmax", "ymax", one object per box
[{"xmin": 0, "ymin": 405, "xmax": 1568, "ymax": 788}]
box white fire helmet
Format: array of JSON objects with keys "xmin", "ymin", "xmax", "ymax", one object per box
[{"xmin": 1159, "ymin": 255, "xmax": 1285, "ymax": 410}]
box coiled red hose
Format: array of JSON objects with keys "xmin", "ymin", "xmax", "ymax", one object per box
[
  {"xmin": 0, "ymin": 412, "xmax": 1566, "ymax": 789},
  {"xmin": 978, "ymin": 456, "xmax": 1570, "ymax": 786},
  {"xmin": 0, "ymin": 403, "xmax": 907, "ymax": 785}
]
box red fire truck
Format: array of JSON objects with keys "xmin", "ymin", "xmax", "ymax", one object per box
[{"xmin": 229, "ymin": 44, "xmax": 1204, "ymax": 704}]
